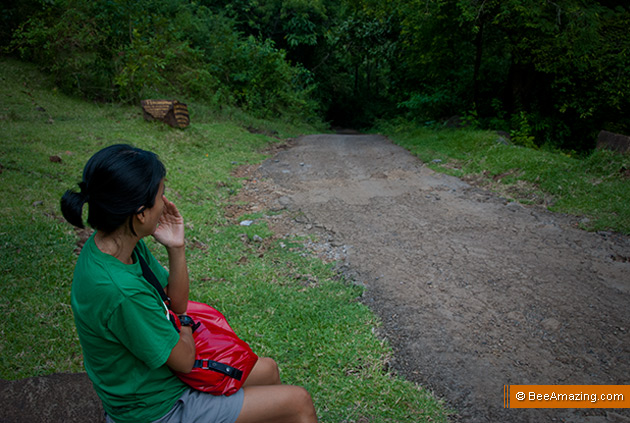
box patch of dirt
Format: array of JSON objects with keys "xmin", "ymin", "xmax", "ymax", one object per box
[
  {"xmin": 74, "ymin": 227, "xmax": 94, "ymax": 254},
  {"xmin": 242, "ymin": 134, "xmax": 630, "ymax": 423},
  {"xmin": 461, "ymin": 170, "xmax": 555, "ymax": 207}
]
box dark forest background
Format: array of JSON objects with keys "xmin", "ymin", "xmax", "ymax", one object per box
[{"xmin": 3, "ymin": 0, "xmax": 629, "ymax": 151}]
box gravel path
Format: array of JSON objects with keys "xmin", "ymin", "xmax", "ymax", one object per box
[{"xmin": 254, "ymin": 133, "xmax": 630, "ymax": 423}]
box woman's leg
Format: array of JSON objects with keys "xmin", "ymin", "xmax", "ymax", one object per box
[
  {"xmin": 243, "ymin": 357, "xmax": 282, "ymax": 387},
  {"xmin": 243, "ymin": 357, "xmax": 281, "ymax": 387},
  {"xmin": 235, "ymin": 384, "xmax": 317, "ymax": 423}
]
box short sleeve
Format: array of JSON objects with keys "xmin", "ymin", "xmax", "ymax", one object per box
[{"xmin": 107, "ymin": 292, "xmax": 180, "ymax": 370}]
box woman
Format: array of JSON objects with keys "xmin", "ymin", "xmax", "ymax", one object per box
[{"xmin": 61, "ymin": 144, "xmax": 317, "ymax": 423}]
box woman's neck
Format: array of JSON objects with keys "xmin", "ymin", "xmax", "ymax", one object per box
[{"xmin": 94, "ymin": 230, "xmax": 139, "ymax": 265}]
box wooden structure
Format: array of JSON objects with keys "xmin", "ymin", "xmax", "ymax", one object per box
[{"xmin": 141, "ymin": 99, "xmax": 190, "ymax": 128}]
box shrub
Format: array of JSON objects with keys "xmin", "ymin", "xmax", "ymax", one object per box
[{"xmin": 10, "ymin": 0, "xmax": 318, "ymax": 120}]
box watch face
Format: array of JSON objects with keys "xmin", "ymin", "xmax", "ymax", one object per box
[{"xmin": 179, "ymin": 315, "xmax": 194, "ymax": 326}]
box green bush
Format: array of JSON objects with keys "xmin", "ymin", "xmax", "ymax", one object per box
[
  {"xmin": 10, "ymin": 0, "xmax": 318, "ymax": 120},
  {"xmin": 113, "ymin": 17, "xmax": 203, "ymax": 102},
  {"xmin": 11, "ymin": 2, "xmax": 116, "ymax": 100}
]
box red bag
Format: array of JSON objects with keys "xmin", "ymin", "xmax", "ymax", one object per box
[
  {"xmin": 138, "ymin": 254, "xmax": 258, "ymax": 396},
  {"xmin": 169, "ymin": 301, "xmax": 259, "ymax": 396}
]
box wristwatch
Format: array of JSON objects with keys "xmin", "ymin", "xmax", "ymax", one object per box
[{"xmin": 178, "ymin": 314, "xmax": 195, "ymax": 328}]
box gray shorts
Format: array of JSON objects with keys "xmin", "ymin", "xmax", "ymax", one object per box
[
  {"xmin": 153, "ymin": 389, "xmax": 244, "ymax": 423},
  {"xmin": 105, "ymin": 389, "xmax": 244, "ymax": 423}
]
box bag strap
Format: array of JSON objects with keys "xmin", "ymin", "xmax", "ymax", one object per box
[
  {"xmin": 193, "ymin": 359, "xmax": 244, "ymax": 381},
  {"xmin": 137, "ymin": 253, "xmax": 171, "ymax": 308}
]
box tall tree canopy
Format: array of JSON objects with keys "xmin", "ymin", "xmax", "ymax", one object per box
[
  {"xmin": 5, "ymin": 0, "xmax": 629, "ymax": 150},
  {"xmin": 374, "ymin": 0, "xmax": 630, "ymax": 149}
]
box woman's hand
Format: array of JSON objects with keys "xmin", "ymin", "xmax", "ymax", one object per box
[
  {"xmin": 154, "ymin": 195, "xmax": 190, "ymax": 313},
  {"xmin": 153, "ymin": 196, "xmax": 185, "ymax": 249}
]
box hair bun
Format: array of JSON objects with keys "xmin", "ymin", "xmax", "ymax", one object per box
[
  {"xmin": 60, "ymin": 190, "xmax": 86, "ymax": 228},
  {"xmin": 78, "ymin": 182, "xmax": 90, "ymax": 203}
]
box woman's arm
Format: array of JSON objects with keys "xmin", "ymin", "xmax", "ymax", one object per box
[
  {"xmin": 165, "ymin": 244, "xmax": 189, "ymax": 314},
  {"xmin": 153, "ymin": 196, "xmax": 189, "ymax": 314},
  {"xmin": 166, "ymin": 325, "xmax": 195, "ymax": 373}
]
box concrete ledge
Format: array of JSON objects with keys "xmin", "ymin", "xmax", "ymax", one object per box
[{"xmin": 0, "ymin": 373, "xmax": 104, "ymax": 423}]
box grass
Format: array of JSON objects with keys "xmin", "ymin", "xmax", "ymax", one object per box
[
  {"xmin": 377, "ymin": 121, "xmax": 630, "ymax": 234},
  {"xmin": 0, "ymin": 58, "xmax": 451, "ymax": 422}
]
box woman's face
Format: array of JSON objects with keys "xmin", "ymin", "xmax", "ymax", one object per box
[{"xmin": 142, "ymin": 180, "xmax": 166, "ymax": 234}]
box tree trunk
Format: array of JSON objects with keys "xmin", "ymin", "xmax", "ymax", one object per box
[{"xmin": 473, "ymin": 21, "xmax": 484, "ymax": 107}]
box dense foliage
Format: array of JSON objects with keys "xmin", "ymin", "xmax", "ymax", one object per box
[
  {"xmin": 6, "ymin": 0, "xmax": 318, "ymax": 121},
  {"xmin": 4, "ymin": 0, "xmax": 629, "ymax": 150},
  {"xmin": 383, "ymin": 0, "xmax": 630, "ymax": 151}
]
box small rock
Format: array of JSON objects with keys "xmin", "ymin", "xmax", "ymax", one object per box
[
  {"xmin": 541, "ymin": 317, "xmax": 561, "ymax": 331},
  {"xmin": 277, "ymin": 196, "xmax": 292, "ymax": 207},
  {"xmin": 252, "ymin": 234, "xmax": 263, "ymax": 243},
  {"xmin": 506, "ymin": 202, "xmax": 522, "ymax": 212},
  {"xmin": 239, "ymin": 220, "xmax": 254, "ymax": 226}
]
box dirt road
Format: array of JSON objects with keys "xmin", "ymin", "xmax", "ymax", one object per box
[{"xmin": 250, "ymin": 133, "xmax": 630, "ymax": 422}]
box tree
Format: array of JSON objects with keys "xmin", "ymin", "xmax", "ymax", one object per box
[{"xmin": 386, "ymin": 0, "xmax": 630, "ymax": 149}]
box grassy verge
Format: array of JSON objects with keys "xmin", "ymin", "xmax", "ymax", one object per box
[
  {"xmin": 0, "ymin": 59, "xmax": 450, "ymax": 422},
  {"xmin": 377, "ymin": 121, "xmax": 630, "ymax": 234}
]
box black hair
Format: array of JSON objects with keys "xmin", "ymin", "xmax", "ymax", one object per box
[{"xmin": 60, "ymin": 144, "xmax": 166, "ymax": 235}]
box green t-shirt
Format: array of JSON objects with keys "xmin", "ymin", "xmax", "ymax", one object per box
[{"xmin": 71, "ymin": 233, "xmax": 188, "ymax": 423}]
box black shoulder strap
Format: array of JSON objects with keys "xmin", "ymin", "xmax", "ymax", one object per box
[{"xmin": 137, "ymin": 253, "xmax": 171, "ymax": 308}]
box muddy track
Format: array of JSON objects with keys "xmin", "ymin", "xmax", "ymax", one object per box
[{"xmin": 253, "ymin": 134, "xmax": 630, "ymax": 422}]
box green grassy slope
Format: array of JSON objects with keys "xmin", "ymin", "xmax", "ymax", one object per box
[{"xmin": 0, "ymin": 59, "xmax": 450, "ymax": 422}]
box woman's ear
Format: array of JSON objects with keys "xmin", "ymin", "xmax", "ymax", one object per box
[{"xmin": 135, "ymin": 210, "xmax": 147, "ymax": 225}]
